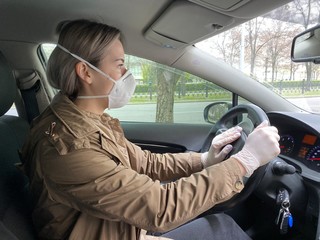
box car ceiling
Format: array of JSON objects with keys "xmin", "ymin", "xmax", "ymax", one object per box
[
  {"xmin": 0, "ymin": 0, "xmax": 300, "ymax": 114},
  {"xmin": 0, "ymin": 0, "xmax": 291, "ymax": 66}
]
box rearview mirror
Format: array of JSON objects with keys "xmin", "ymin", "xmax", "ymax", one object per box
[
  {"xmin": 203, "ymin": 102, "xmax": 232, "ymax": 124},
  {"xmin": 291, "ymin": 24, "xmax": 320, "ymax": 63}
]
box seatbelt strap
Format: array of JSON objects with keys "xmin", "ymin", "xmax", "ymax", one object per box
[{"xmin": 18, "ymin": 71, "xmax": 48, "ymax": 123}]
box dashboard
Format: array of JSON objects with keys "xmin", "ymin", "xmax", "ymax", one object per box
[
  {"xmin": 268, "ymin": 112, "xmax": 320, "ymax": 175},
  {"xmin": 279, "ymin": 130, "xmax": 320, "ymax": 172}
]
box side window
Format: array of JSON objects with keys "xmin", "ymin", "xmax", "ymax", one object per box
[
  {"xmin": 40, "ymin": 44, "xmax": 233, "ymax": 124},
  {"xmin": 5, "ymin": 104, "xmax": 18, "ymax": 116}
]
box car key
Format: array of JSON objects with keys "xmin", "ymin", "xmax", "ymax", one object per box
[
  {"xmin": 279, "ymin": 209, "xmax": 293, "ymax": 235},
  {"xmin": 275, "ymin": 188, "xmax": 293, "ymax": 234},
  {"xmin": 275, "ymin": 208, "xmax": 284, "ymax": 225}
]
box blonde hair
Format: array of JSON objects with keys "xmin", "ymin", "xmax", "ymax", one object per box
[{"xmin": 47, "ymin": 19, "xmax": 121, "ymax": 99}]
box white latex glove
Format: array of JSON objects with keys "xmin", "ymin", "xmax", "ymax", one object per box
[
  {"xmin": 232, "ymin": 120, "xmax": 280, "ymax": 177},
  {"xmin": 201, "ymin": 126, "xmax": 242, "ymax": 168}
]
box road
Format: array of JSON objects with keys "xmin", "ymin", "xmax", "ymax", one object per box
[
  {"xmin": 288, "ymin": 97, "xmax": 320, "ymax": 113},
  {"xmin": 6, "ymin": 97, "xmax": 319, "ymax": 123},
  {"xmin": 109, "ymin": 101, "xmax": 211, "ymax": 123},
  {"xmin": 109, "ymin": 96, "xmax": 320, "ymax": 123}
]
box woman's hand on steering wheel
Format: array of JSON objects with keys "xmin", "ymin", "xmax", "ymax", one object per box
[
  {"xmin": 200, "ymin": 104, "xmax": 279, "ymax": 212},
  {"xmin": 233, "ymin": 120, "xmax": 280, "ymax": 177},
  {"xmin": 201, "ymin": 126, "xmax": 243, "ymax": 168}
]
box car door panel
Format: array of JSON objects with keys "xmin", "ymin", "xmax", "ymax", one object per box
[{"xmin": 120, "ymin": 122, "xmax": 212, "ymax": 153}]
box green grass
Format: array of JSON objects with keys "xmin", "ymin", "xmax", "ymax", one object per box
[
  {"xmin": 129, "ymin": 89, "xmax": 320, "ymax": 104},
  {"xmin": 130, "ymin": 93, "xmax": 231, "ymax": 104},
  {"xmin": 280, "ymin": 90, "xmax": 320, "ymax": 97}
]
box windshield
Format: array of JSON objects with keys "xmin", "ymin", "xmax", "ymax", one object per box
[{"xmin": 196, "ymin": 0, "xmax": 320, "ymax": 114}]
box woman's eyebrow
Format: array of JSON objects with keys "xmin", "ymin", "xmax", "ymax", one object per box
[{"xmin": 114, "ymin": 58, "xmax": 124, "ymax": 63}]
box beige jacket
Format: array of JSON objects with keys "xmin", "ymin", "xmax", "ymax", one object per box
[{"xmin": 21, "ymin": 93, "xmax": 244, "ymax": 240}]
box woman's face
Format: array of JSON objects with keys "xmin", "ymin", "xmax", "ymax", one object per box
[
  {"xmin": 75, "ymin": 38, "xmax": 126, "ymax": 113},
  {"xmin": 90, "ymin": 39, "xmax": 126, "ymax": 95}
]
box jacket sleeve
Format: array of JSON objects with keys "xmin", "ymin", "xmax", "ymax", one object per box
[
  {"xmin": 125, "ymin": 139, "xmax": 203, "ymax": 181},
  {"xmin": 40, "ymin": 141, "xmax": 244, "ymax": 233}
]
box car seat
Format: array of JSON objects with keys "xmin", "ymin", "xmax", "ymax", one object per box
[{"xmin": 0, "ymin": 51, "xmax": 36, "ymax": 239}]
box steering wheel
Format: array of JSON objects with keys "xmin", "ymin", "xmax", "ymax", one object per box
[{"xmin": 201, "ymin": 104, "xmax": 269, "ymax": 213}]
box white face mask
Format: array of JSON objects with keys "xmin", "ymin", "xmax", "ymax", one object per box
[{"xmin": 57, "ymin": 44, "xmax": 136, "ymax": 109}]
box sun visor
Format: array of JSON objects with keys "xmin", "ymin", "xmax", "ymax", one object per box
[
  {"xmin": 144, "ymin": 1, "xmax": 234, "ymax": 49},
  {"xmin": 188, "ymin": 0, "xmax": 251, "ymax": 12}
]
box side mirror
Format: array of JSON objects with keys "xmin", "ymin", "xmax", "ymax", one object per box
[
  {"xmin": 203, "ymin": 102, "xmax": 232, "ymax": 124},
  {"xmin": 291, "ymin": 24, "xmax": 320, "ymax": 63}
]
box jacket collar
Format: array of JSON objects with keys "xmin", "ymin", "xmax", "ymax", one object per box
[{"xmin": 49, "ymin": 92, "xmax": 111, "ymax": 138}]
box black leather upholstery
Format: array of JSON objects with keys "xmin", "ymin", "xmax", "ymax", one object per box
[
  {"xmin": 0, "ymin": 52, "xmax": 36, "ymax": 239},
  {"xmin": 0, "ymin": 53, "xmax": 16, "ymax": 116}
]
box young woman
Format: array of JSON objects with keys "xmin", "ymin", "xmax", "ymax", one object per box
[{"xmin": 22, "ymin": 19, "xmax": 280, "ymax": 240}]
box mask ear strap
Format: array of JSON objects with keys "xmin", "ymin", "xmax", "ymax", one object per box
[
  {"xmin": 77, "ymin": 95, "xmax": 109, "ymax": 99},
  {"xmin": 56, "ymin": 44, "xmax": 116, "ymax": 83}
]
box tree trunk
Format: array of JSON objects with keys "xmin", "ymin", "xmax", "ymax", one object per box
[
  {"xmin": 305, "ymin": 62, "xmax": 312, "ymax": 91},
  {"xmin": 156, "ymin": 68, "xmax": 179, "ymax": 123}
]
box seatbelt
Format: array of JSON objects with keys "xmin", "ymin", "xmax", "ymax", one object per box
[{"xmin": 18, "ymin": 71, "xmax": 49, "ymax": 123}]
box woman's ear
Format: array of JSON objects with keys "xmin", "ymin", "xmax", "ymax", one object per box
[{"xmin": 75, "ymin": 62, "xmax": 92, "ymax": 84}]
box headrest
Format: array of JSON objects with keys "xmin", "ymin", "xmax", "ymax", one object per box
[{"xmin": 0, "ymin": 52, "xmax": 16, "ymax": 116}]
